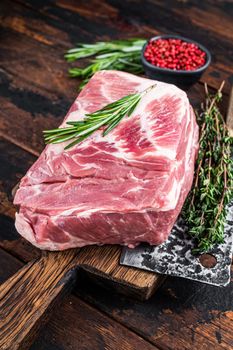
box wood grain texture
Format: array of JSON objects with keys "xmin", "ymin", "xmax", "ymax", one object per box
[
  {"xmin": 0, "ymin": 249, "xmax": 81, "ymax": 350},
  {"xmin": 79, "ymin": 245, "xmax": 164, "ymax": 299},
  {"xmin": 30, "ymin": 295, "xmax": 159, "ymax": 350},
  {"xmin": 1, "ymin": 220, "xmax": 232, "ymax": 350},
  {"xmin": 0, "ymin": 228, "xmax": 162, "ymax": 298},
  {"xmin": 0, "ymin": 138, "xmax": 36, "ymax": 218},
  {"xmin": 0, "ymin": 138, "xmax": 36, "ymax": 198},
  {"xmin": 75, "ymin": 263, "xmax": 233, "ymax": 350},
  {"xmin": 0, "ymin": 1, "xmax": 233, "ymax": 349},
  {"xmin": 0, "ymin": 67, "xmax": 71, "ymax": 154},
  {"xmin": 0, "ymin": 243, "xmax": 161, "ymax": 349},
  {"xmin": 0, "ymin": 249, "xmax": 158, "ymax": 350},
  {"xmin": 7, "ymin": 0, "xmax": 233, "ymax": 91},
  {"xmin": 0, "ymin": 249, "xmax": 23, "ymax": 283},
  {"xmin": 0, "ymin": 0, "xmax": 230, "ymax": 154},
  {"xmin": 0, "ymin": 0, "xmax": 231, "ymax": 99}
]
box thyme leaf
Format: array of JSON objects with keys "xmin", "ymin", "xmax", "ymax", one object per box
[{"xmin": 183, "ymin": 82, "xmax": 233, "ymax": 253}]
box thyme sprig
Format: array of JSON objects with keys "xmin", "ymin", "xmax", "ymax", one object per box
[
  {"xmin": 184, "ymin": 82, "xmax": 233, "ymax": 253},
  {"xmin": 65, "ymin": 39, "xmax": 146, "ymax": 88},
  {"xmin": 43, "ymin": 84, "xmax": 156, "ymax": 150}
]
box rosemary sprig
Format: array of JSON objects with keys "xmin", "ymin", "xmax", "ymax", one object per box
[
  {"xmin": 183, "ymin": 82, "xmax": 233, "ymax": 253},
  {"xmin": 65, "ymin": 39, "xmax": 146, "ymax": 88},
  {"xmin": 69, "ymin": 52, "xmax": 144, "ymax": 89},
  {"xmin": 43, "ymin": 84, "xmax": 156, "ymax": 150},
  {"xmin": 65, "ymin": 39, "xmax": 146, "ymax": 61}
]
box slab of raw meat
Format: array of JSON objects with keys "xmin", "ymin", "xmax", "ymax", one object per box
[{"xmin": 14, "ymin": 70, "xmax": 199, "ymax": 250}]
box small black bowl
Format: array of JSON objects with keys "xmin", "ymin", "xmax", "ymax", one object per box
[{"xmin": 141, "ymin": 34, "xmax": 211, "ymax": 89}]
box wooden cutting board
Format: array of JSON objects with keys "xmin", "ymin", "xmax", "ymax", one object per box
[{"xmin": 0, "ymin": 240, "xmax": 164, "ymax": 350}]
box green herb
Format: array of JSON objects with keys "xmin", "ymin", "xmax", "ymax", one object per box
[
  {"xmin": 65, "ymin": 39, "xmax": 146, "ymax": 61},
  {"xmin": 183, "ymin": 82, "xmax": 233, "ymax": 253},
  {"xmin": 43, "ymin": 84, "xmax": 156, "ymax": 150},
  {"xmin": 65, "ymin": 39, "xmax": 146, "ymax": 88}
]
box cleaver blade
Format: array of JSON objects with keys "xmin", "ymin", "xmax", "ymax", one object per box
[{"xmin": 120, "ymin": 202, "xmax": 233, "ymax": 287}]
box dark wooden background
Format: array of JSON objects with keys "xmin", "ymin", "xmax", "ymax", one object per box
[{"xmin": 0, "ymin": 1, "xmax": 233, "ymax": 349}]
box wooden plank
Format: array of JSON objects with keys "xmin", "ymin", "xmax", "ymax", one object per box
[
  {"xmin": 0, "ymin": 248, "xmax": 23, "ymax": 283},
  {"xmin": 0, "ymin": 0, "xmax": 231, "ymax": 93},
  {"xmin": 74, "ymin": 264, "xmax": 233, "ymax": 350},
  {"xmin": 0, "ymin": 67, "xmax": 71, "ymax": 153},
  {"xmin": 23, "ymin": 0, "xmax": 233, "ymax": 43},
  {"xmin": 0, "ymin": 248, "xmax": 158, "ymax": 350},
  {"xmin": 2, "ymin": 238, "xmax": 231, "ymax": 350},
  {"xmin": 30, "ymin": 294, "xmax": 159, "ymax": 350},
  {"xmin": 111, "ymin": 1, "xmax": 232, "ymax": 72},
  {"xmin": 0, "ymin": 2, "xmax": 230, "ymax": 153},
  {"xmin": 0, "ymin": 236, "xmax": 41, "ymax": 262},
  {"xmin": 0, "ymin": 137, "xmax": 36, "ymax": 216},
  {"xmin": 0, "ymin": 2, "xmax": 232, "ymax": 349},
  {"xmin": 0, "ymin": 137, "xmax": 36, "ymax": 196},
  {"xmin": 0, "ymin": 238, "xmax": 161, "ymax": 348},
  {"xmin": 0, "ymin": 249, "xmax": 80, "ymax": 350},
  {"xmin": 0, "ymin": 204, "xmax": 232, "ymax": 349},
  {"xmin": 8, "ymin": 0, "xmax": 233, "ymax": 91},
  {"xmin": 12, "ymin": 0, "xmax": 122, "ymax": 41},
  {"xmin": 0, "ymin": 28, "xmax": 77, "ymax": 98},
  {"xmin": 15, "ymin": 0, "xmax": 233, "ymax": 50},
  {"xmin": 146, "ymin": 0, "xmax": 233, "ymax": 41},
  {"xmin": 78, "ymin": 245, "xmax": 165, "ymax": 299}
]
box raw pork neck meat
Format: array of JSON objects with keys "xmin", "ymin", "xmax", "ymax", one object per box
[{"xmin": 14, "ymin": 70, "xmax": 199, "ymax": 250}]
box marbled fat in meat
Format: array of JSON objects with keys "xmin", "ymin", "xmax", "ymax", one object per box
[{"xmin": 14, "ymin": 70, "xmax": 199, "ymax": 250}]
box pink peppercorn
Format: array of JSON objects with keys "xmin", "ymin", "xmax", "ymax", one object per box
[{"xmin": 144, "ymin": 38, "xmax": 206, "ymax": 71}]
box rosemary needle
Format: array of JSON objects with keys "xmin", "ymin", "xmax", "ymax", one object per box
[
  {"xmin": 43, "ymin": 84, "xmax": 156, "ymax": 150},
  {"xmin": 64, "ymin": 39, "xmax": 146, "ymax": 88},
  {"xmin": 65, "ymin": 39, "xmax": 146, "ymax": 62}
]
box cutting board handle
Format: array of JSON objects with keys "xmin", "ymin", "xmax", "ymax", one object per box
[{"xmin": 0, "ymin": 249, "xmax": 79, "ymax": 350}]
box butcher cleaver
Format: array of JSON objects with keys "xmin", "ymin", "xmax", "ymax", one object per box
[
  {"xmin": 121, "ymin": 87, "xmax": 233, "ymax": 287},
  {"xmin": 120, "ymin": 203, "xmax": 233, "ymax": 286}
]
